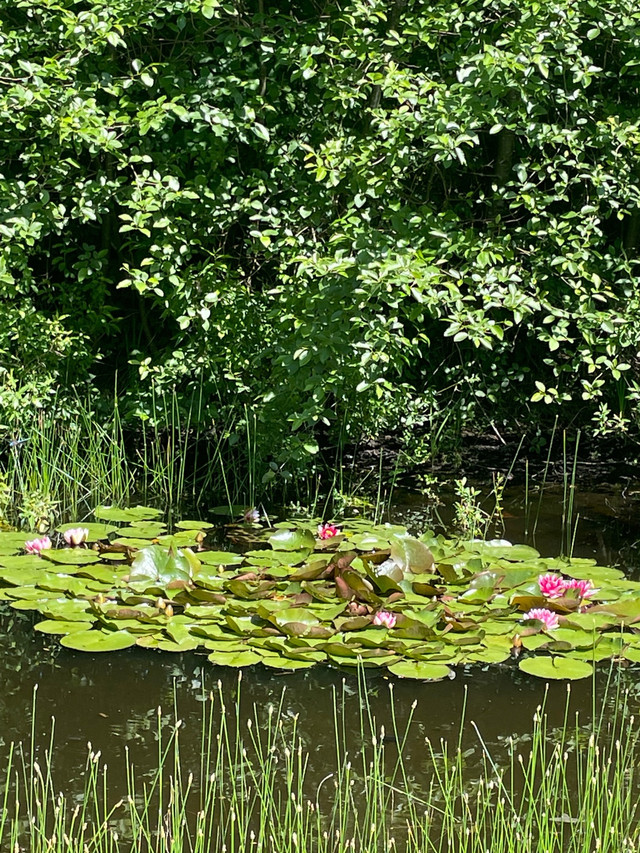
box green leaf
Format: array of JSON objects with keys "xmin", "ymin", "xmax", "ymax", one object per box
[
  {"xmin": 268, "ymin": 528, "xmax": 316, "ymax": 551},
  {"xmin": 518, "ymin": 656, "xmax": 593, "ymax": 680},
  {"xmin": 60, "ymin": 630, "xmax": 138, "ymax": 652},
  {"xmin": 387, "ymin": 660, "xmax": 452, "ymax": 681}
]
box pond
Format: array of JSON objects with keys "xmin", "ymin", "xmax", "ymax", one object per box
[{"xmin": 2, "ymin": 483, "xmax": 640, "ymax": 848}]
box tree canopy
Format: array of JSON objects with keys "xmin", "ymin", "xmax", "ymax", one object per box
[{"xmin": 2, "ymin": 0, "xmax": 640, "ymax": 472}]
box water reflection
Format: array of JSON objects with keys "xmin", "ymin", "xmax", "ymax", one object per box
[{"xmin": 1, "ymin": 487, "xmax": 640, "ymax": 804}]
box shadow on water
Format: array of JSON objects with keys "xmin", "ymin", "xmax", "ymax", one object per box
[{"xmin": 2, "ymin": 486, "xmax": 640, "ymax": 807}]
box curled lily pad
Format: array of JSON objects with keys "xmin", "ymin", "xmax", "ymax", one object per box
[
  {"xmin": 127, "ymin": 545, "xmax": 198, "ymax": 588},
  {"xmin": 390, "ymin": 535, "xmax": 434, "ymax": 574}
]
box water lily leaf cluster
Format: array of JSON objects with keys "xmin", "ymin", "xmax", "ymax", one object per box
[{"xmin": 1, "ymin": 511, "xmax": 640, "ymax": 680}]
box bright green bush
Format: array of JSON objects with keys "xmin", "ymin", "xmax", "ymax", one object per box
[{"xmin": 2, "ymin": 0, "xmax": 640, "ymax": 475}]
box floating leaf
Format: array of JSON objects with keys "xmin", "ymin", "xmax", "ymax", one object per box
[
  {"xmin": 56, "ymin": 523, "xmax": 117, "ymax": 542},
  {"xmin": 176, "ymin": 519, "xmax": 215, "ymax": 530},
  {"xmin": 466, "ymin": 541, "xmax": 540, "ymax": 562},
  {"xmin": 268, "ymin": 528, "xmax": 316, "ymax": 551},
  {"xmin": 117, "ymin": 522, "xmax": 167, "ymax": 539},
  {"xmin": 128, "ymin": 545, "xmax": 195, "ymax": 587},
  {"xmin": 60, "ymin": 630, "xmax": 138, "ymax": 652},
  {"xmin": 387, "ymin": 660, "xmax": 452, "ymax": 680},
  {"xmin": 518, "ymin": 656, "xmax": 593, "ymax": 680},
  {"xmin": 0, "ymin": 531, "xmax": 31, "ymax": 553},
  {"xmin": 207, "ymin": 649, "xmax": 264, "ymax": 667},
  {"xmin": 113, "ymin": 538, "xmax": 154, "ymax": 550},
  {"xmin": 42, "ymin": 549, "xmax": 101, "ymax": 566},
  {"xmin": 35, "ymin": 620, "xmax": 95, "ymax": 635},
  {"xmin": 390, "ymin": 535, "xmax": 434, "ymax": 574},
  {"xmin": 198, "ymin": 551, "xmax": 244, "ymax": 566}
]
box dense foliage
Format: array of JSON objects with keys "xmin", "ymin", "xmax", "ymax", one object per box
[{"xmin": 2, "ymin": 0, "xmax": 640, "ymax": 477}]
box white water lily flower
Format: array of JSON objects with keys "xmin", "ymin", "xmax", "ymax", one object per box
[{"xmin": 63, "ymin": 527, "xmax": 89, "ymax": 546}]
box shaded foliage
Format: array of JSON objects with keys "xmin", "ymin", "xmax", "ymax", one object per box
[{"xmin": 2, "ymin": 0, "xmax": 640, "ymax": 476}]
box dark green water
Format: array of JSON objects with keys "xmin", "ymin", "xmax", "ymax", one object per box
[{"xmin": 2, "ymin": 484, "xmax": 640, "ymax": 801}]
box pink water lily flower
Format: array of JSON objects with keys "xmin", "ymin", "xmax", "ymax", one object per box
[
  {"xmin": 24, "ymin": 536, "xmax": 52, "ymax": 555},
  {"xmin": 538, "ymin": 573, "xmax": 567, "ymax": 599},
  {"xmin": 523, "ymin": 608, "xmax": 559, "ymax": 631},
  {"xmin": 63, "ymin": 527, "xmax": 89, "ymax": 546},
  {"xmin": 373, "ymin": 610, "xmax": 397, "ymax": 629},
  {"xmin": 564, "ymin": 578, "xmax": 597, "ymax": 600},
  {"xmin": 318, "ymin": 523, "xmax": 340, "ymax": 540}
]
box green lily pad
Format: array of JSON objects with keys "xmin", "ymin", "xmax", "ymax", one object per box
[
  {"xmin": 38, "ymin": 599, "xmax": 93, "ymax": 620},
  {"xmin": 112, "ymin": 538, "xmax": 154, "ymax": 550},
  {"xmin": 42, "ymin": 549, "xmax": 101, "ymax": 566},
  {"xmin": 268, "ymin": 528, "xmax": 316, "ymax": 552},
  {"xmin": 387, "ymin": 660, "xmax": 452, "ymax": 680},
  {"xmin": 0, "ymin": 554, "xmax": 51, "ymax": 572},
  {"xmin": 466, "ymin": 541, "xmax": 540, "ymax": 562},
  {"xmin": 261, "ymin": 657, "xmax": 316, "ymax": 670},
  {"xmin": 390, "ymin": 535, "xmax": 434, "ymax": 574},
  {"xmin": 60, "ymin": 630, "xmax": 138, "ymax": 652},
  {"xmin": 518, "ymin": 656, "xmax": 594, "ymax": 680},
  {"xmin": 157, "ymin": 532, "xmax": 202, "ymax": 548},
  {"xmin": 34, "ymin": 620, "xmax": 95, "ymax": 635},
  {"xmin": 117, "ymin": 522, "xmax": 167, "ymax": 539},
  {"xmin": 207, "ymin": 649, "xmax": 264, "ymax": 667},
  {"xmin": 210, "ymin": 505, "xmax": 251, "ymax": 517},
  {"xmin": 198, "ymin": 551, "xmax": 244, "ymax": 566},
  {"xmin": 176, "ymin": 520, "xmax": 215, "ymax": 530},
  {"xmin": 0, "ymin": 532, "xmax": 32, "ymax": 553},
  {"xmin": 94, "ymin": 505, "xmax": 162, "ymax": 522}
]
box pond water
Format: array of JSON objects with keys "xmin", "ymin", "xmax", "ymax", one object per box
[{"xmin": 2, "ymin": 484, "xmax": 640, "ymax": 813}]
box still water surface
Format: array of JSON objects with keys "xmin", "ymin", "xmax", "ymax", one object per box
[{"xmin": 2, "ymin": 484, "xmax": 640, "ymax": 801}]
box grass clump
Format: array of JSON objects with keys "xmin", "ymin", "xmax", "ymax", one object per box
[{"xmin": 2, "ymin": 674, "xmax": 639, "ymax": 853}]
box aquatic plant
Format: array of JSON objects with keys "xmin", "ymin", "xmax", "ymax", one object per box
[
  {"xmin": 1, "ymin": 507, "xmax": 640, "ymax": 680},
  {"xmin": 522, "ymin": 608, "xmax": 559, "ymax": 631},
  {"xmin": 62, "ymin": 527, "xmax": 89, "ymax": 546},
  {"xmin": 24, "ymin": 536, "xmax": 52, "ymax": 555},
  {"xmin": 3, "ymin": 677, "xmax": 640, "ymax": 853},
  {"xmin": 317, "ymin": 522, "xmax": 340, "ymax": 540}
]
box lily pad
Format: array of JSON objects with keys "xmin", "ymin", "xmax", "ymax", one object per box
[
  {"xmin": 207, "ymin": 649, "xmax": 265, "ymax": 667},
  {"xmin": 518, "ymin": 656, "xmax": 594, "ymax": 680},
  {"xmin": 117, "ymin": 522, "xmax": 167, "ymax": 539},
  {"xmin": 268, "ymin": 529, "xmax": 316, "ymax": 552},
  {"xmin": 387, "ymin": 660, "xmax": 453, "ymax": 681},
  {"xmin": 42, "ymin": 549, "xmax": 101, "ymax": 566},
  {"xmin": 34, "ymin": 620, "xmax": 95, "ymax": 635},
  {"xmin": 94, "ymin": 505, "xmax": 162, "ymax": 522},
  {"xmin": 198, "ymin": 551, "xmax": 244, "ymax": 566},
  {"xmin": 390, "ymin": 535, "xmax": 434, "ymax": 574},
  {"xmin": 60, "ymin": 630, "xmax": 138, "ymax": 652},
  {"xmin": 176, "ymin": 519, "xmax": 215, "ymax": 530}
]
